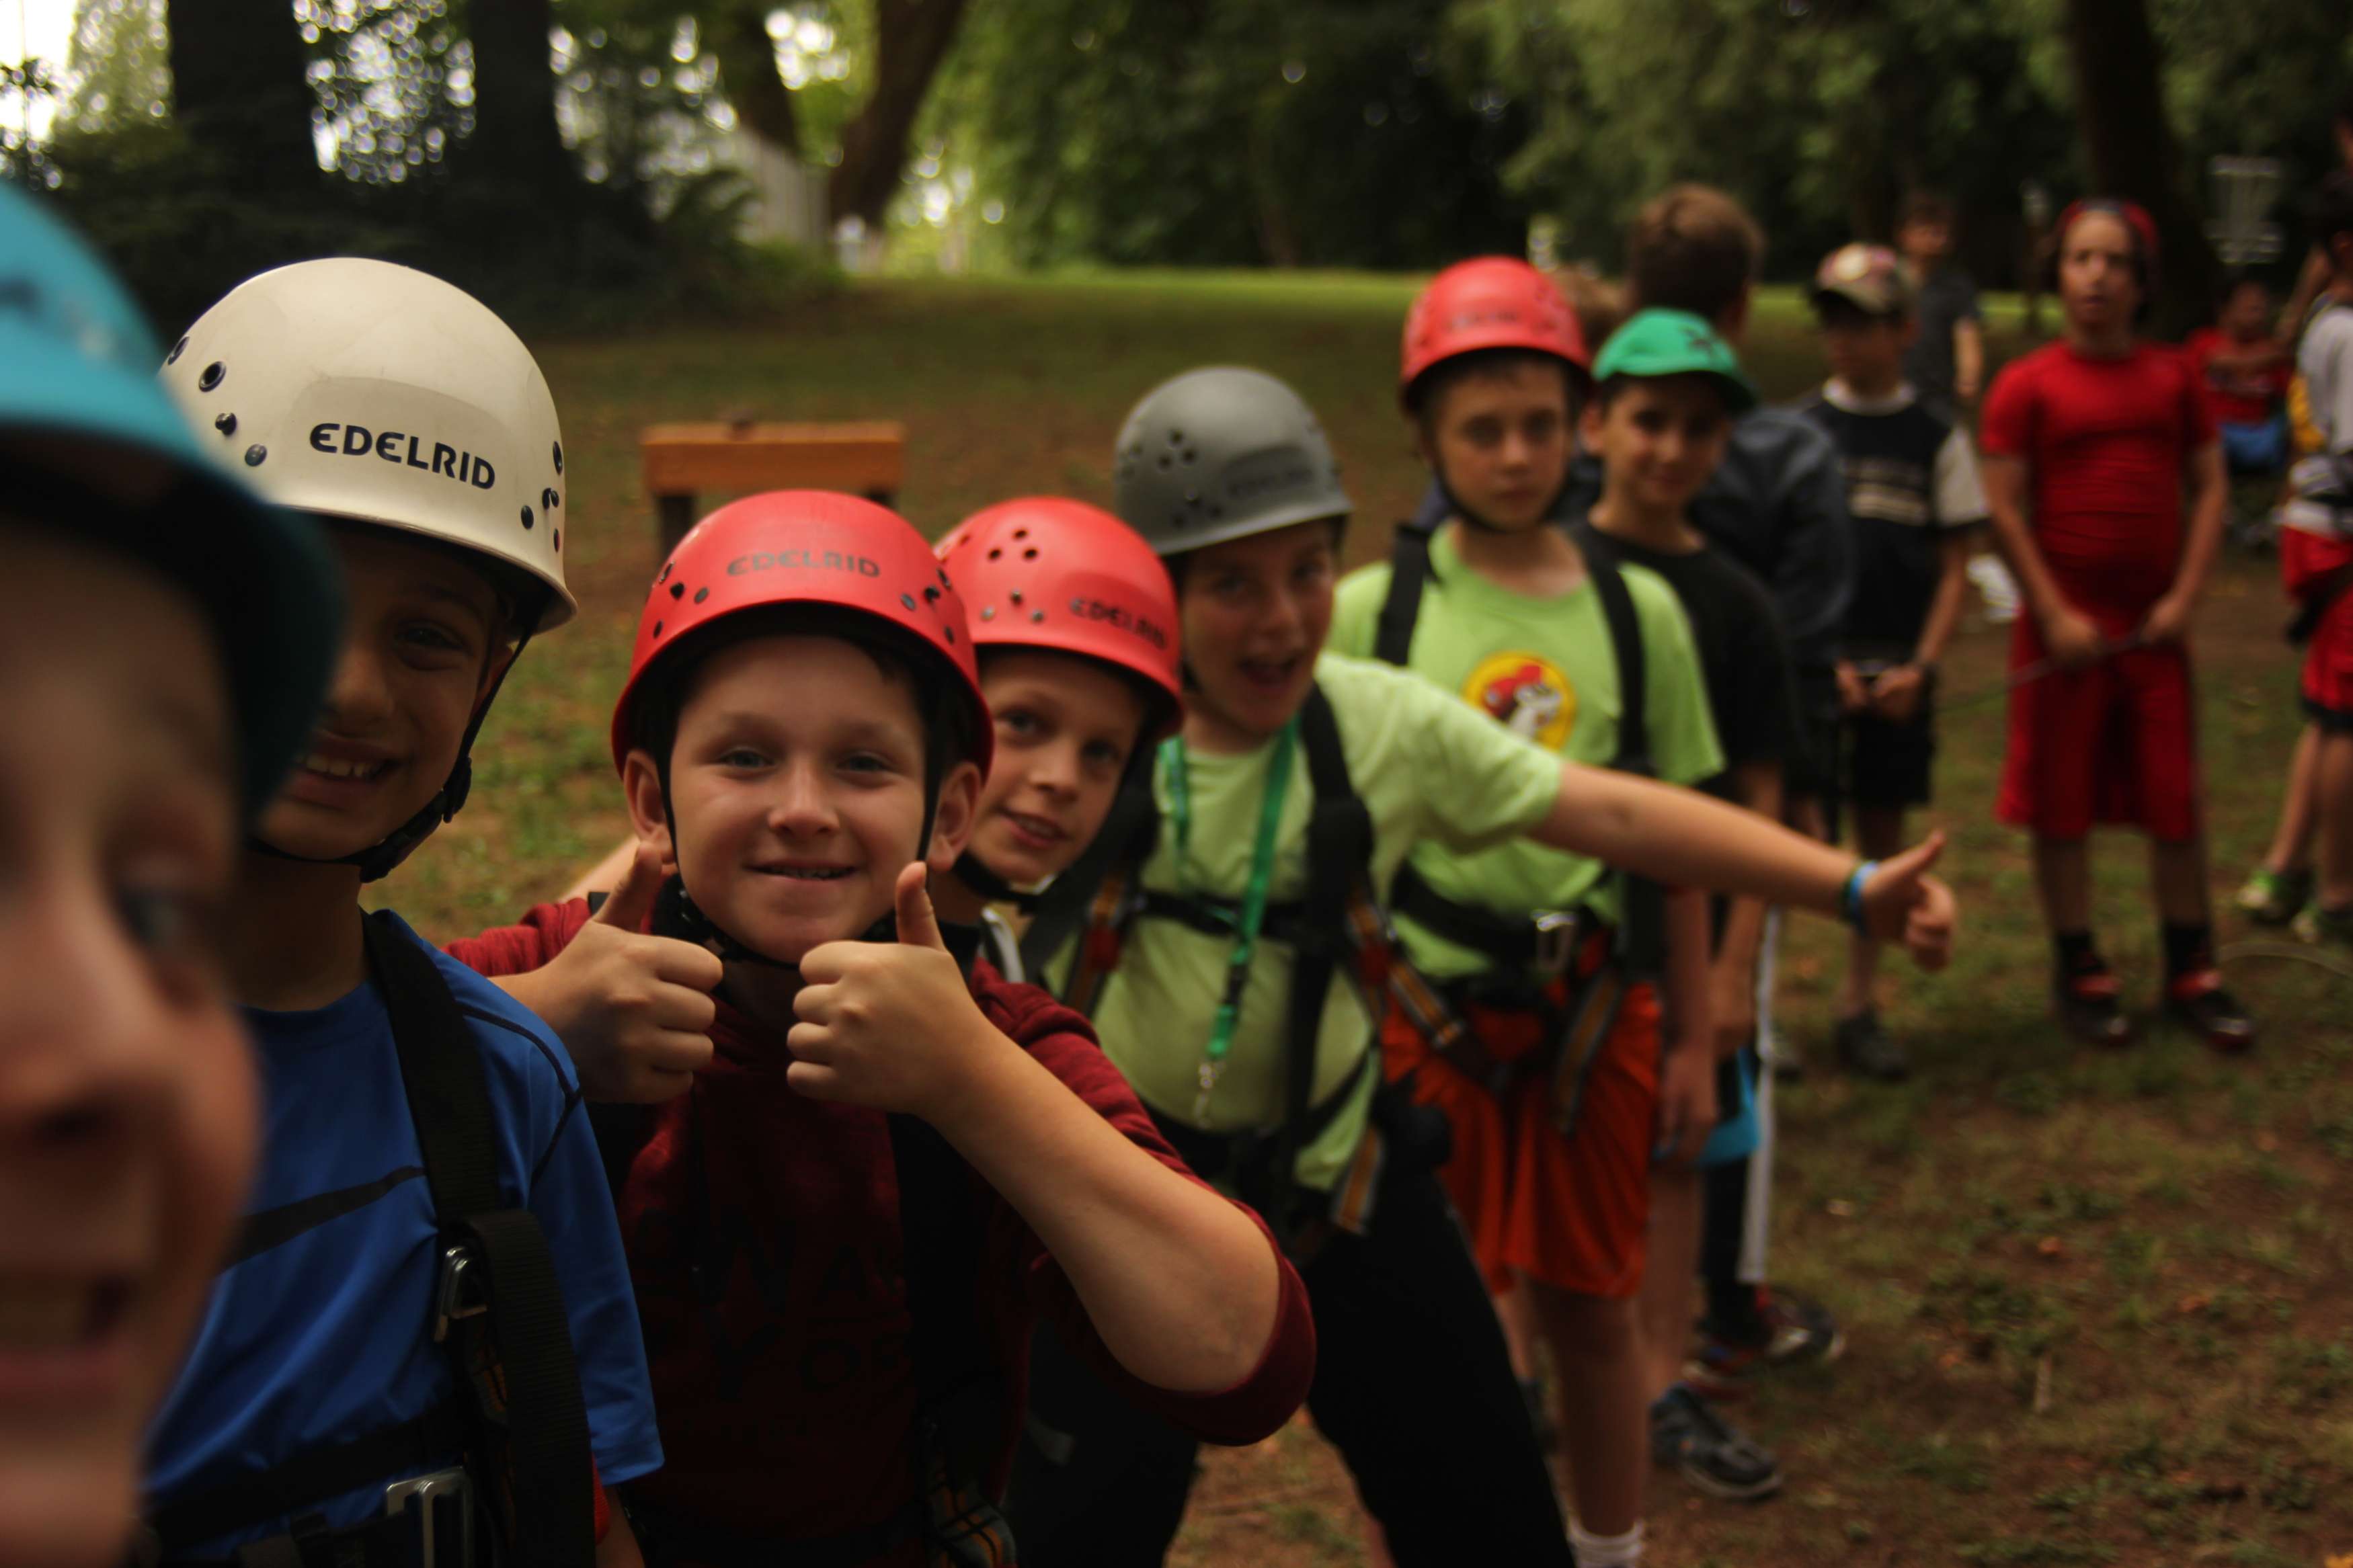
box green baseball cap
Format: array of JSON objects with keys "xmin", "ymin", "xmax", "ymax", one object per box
[{"xmin": 1592, "ymin": 308, "xmax": 1759, "ymax": 413}]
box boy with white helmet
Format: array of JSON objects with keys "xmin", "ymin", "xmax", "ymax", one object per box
[
  {"xmin": 1008, "ymin": 364, "xmax": 1958, "ymax": 1566},
  {"xmin": 0, "ymin": 185, "xmax": 341, "ymax": 1568},
  {"xmin": 141, "ymin": 260, "xmax": 660, "ymax": 1566}
]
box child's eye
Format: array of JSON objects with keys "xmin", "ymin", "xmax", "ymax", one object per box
[
  {"xmin": 840, "ymin": 751, "xmax": 893, "ymax": 774},
  {"xmin": 397, "ymin": 620, "xmax": 473, "ymax": 661},
  {"xmin": 1082, "ymin": 739, "xmax": 1127, "ymax": 770},
  {"xmin": 996, "ymin": 709, "xmax": 1043, "ymax": 739},
  {"xmin": 717, "ymin": 747, "xmax": 770, "ymax": 769}
]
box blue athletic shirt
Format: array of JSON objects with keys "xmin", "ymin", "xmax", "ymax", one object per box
[{"xmin": 146, "ymin": 913, "xmax": 661, "ymax": 1553}]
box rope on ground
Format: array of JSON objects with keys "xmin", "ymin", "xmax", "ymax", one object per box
[{"xmin": 2217, "ymin": 939, "xmax": 2353, "ymax": 983}]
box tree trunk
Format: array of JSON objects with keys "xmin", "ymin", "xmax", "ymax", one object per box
[
  {"xmin": 2063, "ymin": 0, "xmax": 2217, "ymax": 332},
  {"xmin": 828, "ymin": 0, "xmax": 972, "ymax": 229},
  {"xmin": 163, "ymin": 0, "xmax": 317, "ymax": 193},
  {"xmin": 467, "ymin": 0, "xmax": 574, "ymax": 194},
  {"xmin": 715, "ymin": 1, "xmax": 800, "ymax": 157}
]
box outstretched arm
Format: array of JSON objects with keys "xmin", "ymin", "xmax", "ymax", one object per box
[{"xmin": 1529, "ymin": 765, "xmax": 1955, "ymax": 968}]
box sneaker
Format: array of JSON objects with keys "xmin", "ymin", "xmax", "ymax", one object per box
[
  {"xmin": 1650, "ymin": 1385, "xmax": 1784, "ymax": 1501},
  {"xmin": 2292, "ymin": 901, "xmax": 2353, "ymax": 948},
  {"xmin": 1833, "ymin": 1008, "xmax": 1909, "ymax": 1081},
  {"xmin": 2055, "ymin": 965, "xmax": 2134, "ymax": 1047},
  {"xmin": 2164, "ymin": 969, "xmax": 2256, "ymax": 1055},
  {"xmin": 1685, "ymin": 1288, "xmax": 1846, "ymax": 1398},
  {"xmin": 2236, "ymin": 865, "xmax": 2313, "ymax": 927}
]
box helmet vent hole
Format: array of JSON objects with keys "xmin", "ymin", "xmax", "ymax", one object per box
[
  {"xmin": 1030, "ymin": 610, "xmax": 1045, "ymax": 623},
  {"xmin": 243, "ymin": 445, "xmax": 267, "ymax": 466},
  {"xmin": 657, "ymin": 563, "xmax": 672, "ymax": 583},
  {"xmin": 1023, "ymin": 548, "xmax": 1039, "ymax": 560},
  {"xmin": 520, "ymin": 506, "xmax": 535, "ymax": 530},
  {"xmin": 923, "ymin": 585, "xmax": 941, "ymax": 603},
  {"xmin": 214, "ymin": 413, "xmax": 237, "ymax": 436},
  {"xmin": 1012, "ymin": 528, "xmax": 1027, "ymax": 539},
  {"xmin": 988, "ymin": 548, "xmax": 1002, "ymax": 561},
  {"xmin": 552, "ymin": 441, "xmax": 564, "ymax": 474},
  {"xmin": 980, "ymin": 606, "xmax": 996, "ymax": 621},
  {"xmin": 945, "ymin": 627, "xmax": 956, "ymax": 645},
  {"xmin": 694, "ymin": 587, "xmax": 709, "ymax": 604},
  {"xmin": 1167, "ymin": 429, "xmax": 1183, "ymax": 444},
  {"xmin": 553, "ymin": 529, "xmax": 561, "ymax": 551},
  {"xmin": 544, "ymin": 487, "xmax": 560, "ymax": 510},
  {"xmin": 1157, "ymin": 454, "xmax": 1172, "ymax": 469},
  {"xmin": 669, "ymin": 581, "xmax": 684, "ymax": 600},
  {"xmin": 165, "ymin": 337, "xmax": 188, "ymax": 365},
  {"xmin": 1009, "ymin": 590, "xmax": 1023, "ymax": 605},
  {"xmin": 198, "ymin": 362, "xmax": 226, "ymax": 392},
  {"xmin": 653, "ymin": 621, "xmax": 665, "ymax": 637},
  {"xmin": 937, "ymin": 568, "xmax": 951, "ymax": 588},
  {"xmin": 1182, "ymin": 448, "xmax": 1197, "ymax": 464},
  {"xmin": 900, "ymin": 593, "xmax": 918, "ymax": 611}
]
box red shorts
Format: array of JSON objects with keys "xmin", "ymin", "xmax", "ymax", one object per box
[
  {"xmin": 2284, "ymin": 529, "xmax": 2353, "ymax": 722},
  {"xmin": 1380, "ymin": 976, "xmax": 1658, "ymax": 1300},
  {"xmin": 1996, "ymin": 614, "xmax": 2202, "ymax": 842}
]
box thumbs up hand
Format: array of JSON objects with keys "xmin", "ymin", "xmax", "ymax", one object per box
[
  {"xmin": 499, "ymin": 839, "xmax": 723, "ymax": 1103},
  {"xmin": 789, "ymin": 862, "xmax": 1006, "ymax": 1119},
  {"xmin": 1858, "ymin": 831, "xmax": 1958, "ymax": 972}
]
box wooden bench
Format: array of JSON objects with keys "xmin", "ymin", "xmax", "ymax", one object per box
[{"xmin": 640, "ymin": 419, "xmax": 906, "ymax": 549}]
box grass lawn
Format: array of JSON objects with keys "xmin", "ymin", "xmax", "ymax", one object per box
[{"xmin": 385, "ymin": 271, "xmax": 2353, "ymax": 1564}]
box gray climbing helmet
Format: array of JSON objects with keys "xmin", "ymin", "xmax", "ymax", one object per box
[{"xmin": 1111, "ymin": 366, "xmax": 1353, "ymax": 557}]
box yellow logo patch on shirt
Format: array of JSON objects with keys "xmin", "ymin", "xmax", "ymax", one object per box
[{"xmin": 1463, "ymin": 651, "xmax": 1577, "ymax": 749}]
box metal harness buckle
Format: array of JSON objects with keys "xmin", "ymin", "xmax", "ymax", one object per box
[
  {"xmin": 1531, "ymin": 910, "xmax": 1581, "ymax": 976},
  {"xmin": 432, "ymin": 1242, "xmax": 487, "ymax": 1345},
  {"xmin": 385, "ymin": 1467, "xmax": 473, "ymax": 1568}
]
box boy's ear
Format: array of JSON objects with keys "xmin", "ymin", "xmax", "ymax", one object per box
[
  {"xmin": 924, "ymin": 759, "xmax": 985, "ymax": 874},
  {"xmin": 620, "ymin": 747, "xmax": 676, "ymax": 862},
  {"xmin": 1578, "ymin": 397, "xmax": 1608, "ymax": 451}
]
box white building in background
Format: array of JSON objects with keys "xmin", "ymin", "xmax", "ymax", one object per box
[{"xmin": 725, "ymin": 126, "xmax": 828, "ymax": 247}]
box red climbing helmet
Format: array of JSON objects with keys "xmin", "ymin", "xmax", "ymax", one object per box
[
  {"xmin": 1400, "ymin": 256, "xmax": 1592, "ymax": 406},
  {"xmin": 610, "ymin": 489, "xmax": 991, "ymax": 776},
  {"xmin": 935, "ymin": 497, "xmax": 1185, "ymax": 741}
]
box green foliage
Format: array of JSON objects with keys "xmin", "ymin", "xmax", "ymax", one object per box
[
  {"xmin": 61, "ymin": 0, "xmax": 169, "ymax": 132},
  {"xmin": 940, "ymin": 0, "xmax": 1527, "ymax": 267}
]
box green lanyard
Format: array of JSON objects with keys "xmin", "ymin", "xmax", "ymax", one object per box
[{"xmin": 1162, "ymin": 718, "xmax": 1297, "ymax": 1120}]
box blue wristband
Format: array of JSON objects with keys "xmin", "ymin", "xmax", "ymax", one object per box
[{"xmin": 1843, "ymin": 860, "xmax": 1878, "ymax": 933}]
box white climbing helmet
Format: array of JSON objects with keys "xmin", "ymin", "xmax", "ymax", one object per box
[{"xmin": 161, "ymin": 257, "xmax": 577, "ymax": 628}]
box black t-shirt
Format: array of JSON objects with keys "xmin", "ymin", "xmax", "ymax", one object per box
[{"xmin": 1599, "ymin": 532, "xmax": 1800, "ymax": 801}]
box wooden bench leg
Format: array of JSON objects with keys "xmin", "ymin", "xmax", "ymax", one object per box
[{"xmin": 657, "ymin": 492, "xmax": 698, "ymax": 554}]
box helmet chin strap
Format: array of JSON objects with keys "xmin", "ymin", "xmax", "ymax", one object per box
[
  {"xmin": 248, "ymin": 629, "xmax": 533, "ymax": 884},
  {"xmin": 951, "ymin": 850, "xmax": 1040, "ymax": 915}
]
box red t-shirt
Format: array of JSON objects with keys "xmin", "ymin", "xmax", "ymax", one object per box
[
  {"xmin": 448, "ymin": 900, "xmax": 1315, "ymax": 1563},
  {"xmin": 1979, "ymin": 340, "xmax": 2218, "ymax": 620},
  {"xmin": 2184, "ymin": 327, "xmax": 2292, "ymax": 425}
]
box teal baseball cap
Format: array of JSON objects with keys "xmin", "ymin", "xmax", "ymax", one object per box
[
  {"xmin": 0, "ymin": 181, "xmax": 342, "ymax": 816},
  {"xmin": 1593, "ymin": 308, "xmax": 1759, "ymax": 413}
]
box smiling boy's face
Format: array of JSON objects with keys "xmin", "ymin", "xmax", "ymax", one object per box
[
  {"xmin": 0, "ymin": 528, "xmax": 255, "ymax": 1568},
  {"xmin": 625, "ymin": 633, "xmax": 979, "ymax": 963},
  {"xmin": 969, "ymin": 649, "xmax": 1150, "ymax": 889},
  {"xmin": 255, "ymin": 524, "xmax": 509, "ymax": 864}
]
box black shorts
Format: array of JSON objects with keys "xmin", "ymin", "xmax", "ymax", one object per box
[{"xmin": 1840, "ymin": 704, "xmax": 1936, "ymax": 811}]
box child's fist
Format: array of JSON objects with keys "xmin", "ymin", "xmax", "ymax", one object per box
[
  {"xmin": 788, "ymin": 864, "xmax": 1007, "ymax": 1120},
  {"xmin": 1860, "ymin": 831, "xmax": 1958, "ymax": 971}
]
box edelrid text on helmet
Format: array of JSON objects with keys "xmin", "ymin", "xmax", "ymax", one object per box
[
  {"xmin": 936, "ymin": 496, "xmax": 1184, "ymax": 740},
  {"xmin": 163, "ymin": 257, "xmax": 576, "ymax": 630},
  {"xmin": 1112, "ymin": 366, "xmax": 1353, "ymax": 559}
]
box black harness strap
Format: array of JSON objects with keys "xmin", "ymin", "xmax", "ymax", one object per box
[
  {"xmin": 141, "ymin": 1401, "xmax": 473, "ymax": 1557},
  {"xmin": 1372, "ymin": 518, "xmax": 1437, "ymax": 666},
  {"xmin": 1019, "ymin": 768, "xmax": 1158, "ymax": 988},
  {"xmin": 365, "ymin": 912, "xmax": 595, "ymax": 1568},
  {"xmin": 1567, "ymin": 522, "xmax": 1666, "ymax": 981},
  {"xmin": 887, "ymin": 1109, "xmax": 1017, "ymax": 1567}
]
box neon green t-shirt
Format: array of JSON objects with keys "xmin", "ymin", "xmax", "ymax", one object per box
[
  {"xmin": 1329, "ymin": 523, "xmax": 1724, "ymax": 981},
  {"xmin": 1053, "ymin": 651, "xmax": 1564, "ymax": 1194}
]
